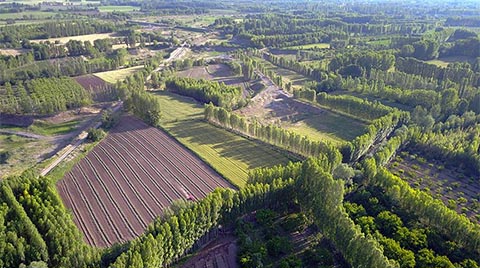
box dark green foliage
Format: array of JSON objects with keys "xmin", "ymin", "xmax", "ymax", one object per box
[
  {"xmin": 9, "ymin": 176, "xmax": 99, "ymax": 267},
  {"xmin": 0, "ymin": 184, "xmax": 49, "ymax": 268},
  {"xmin": 296, "ymin": 159, "xmax": 395, "ymax": 268},
  {"xmin": 127, "ymin": 90, "xmax": 162, "ymax": 127},
  {"xmin": 86, "ymin": 128, "xmax": 106, "ymax": 142},
  {"xmin": 111, "ymin": 180, "xmax": 294, "ymax": 267},
  {"xmin": 303, "ymin": 245, "xmax": 335, "ymax": 267},
  {"xmin": 0, "ymin": 55, "xmax": 127, "ymax": 85},
  {"xmin": 0, "ymin": 174, "xmax": 99, "ymax": 268},
  {"xmin": 281, "ymin": 213, "xmax": 308, "ymax": 233},
  {"xmin": 376, "ymin": 234, "xmax": 416, "ymax": 268},
  {"xmin": 266, "ymin": 236, "xmax": 292, "ymax": 257},
  {"xmin": 410, "ymin": 126, "xmax": 480, "ymax": 176},
  {"xmin": 0, "ymin": 151, "xmax": 11, "ymax": 164},
  {"xmin": 165, "ymin": 77, "xmax": 242, "ymax": 109},
  {"xmin": 315, "ymin": 92, "xmax": 393, "ymax": 120},
  {"xmin": 396, "ymin": 57, "xmax": 480, "ymax": 87},
  {"xmin": 0, "ymin": 20, "xmax": 116, "ymax": 48},
  {"xmin": 370, "ymin": 167, "xmax": 480, "ymax": 260},
  {"xmin": 101, "ymin": 109, "xmax": 120, "ymax": 130},
  {"xmin": 255, "ymin": 209, "xmax": 277, "ymax": 227},
  {"xmin": 279, "ymin": 256, "xmax": 302, "ymax": 268},
  {"xmin": 116, "ymin": 71, "xmax": 163, "ymax": 127},
  {"xmin": 350, "ymin": 111, "xmax": 409, "ymax": 162}
]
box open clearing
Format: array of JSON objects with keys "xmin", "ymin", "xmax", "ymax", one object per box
[
  {"xmin": 286, "ymin": 43, "xmax": 330, "ymax": 50},
  {"xmin": 98, "ymin": 5, "xmax": 139, "ymax": 12},
  {"xmin": 93, "ymin": 65, "xmax": 144, "ymax": 83},
  {"xmin": 0, "ymin": 48, "xmax": 27, "ymax": 56},
  {"xmin": 57, "ymin": 115, "xmax": 232, "ymax": 247},
  {"xmin": 1, "ymin": 103, "xmax": 115, "ymax": 177},
  {"xmin": 389, "ymin": 152, "xmax": 480, "ymax": 223},
  {"xmin": 0, "ymin": 134, "xmax": 52, "ymax": 177},
  {"xmin": 31, "ymin": 32, "xmax": 117, "ymax": 44},
  {"xmin": 425, "ymin": 56, "xmax": 475, "ymax": 68},
  {"xmin": 237, "ymin": 73, "xmax": 365, "ymax": 144},
  {"xmin": 154, "ymin": 91, "xmax": 292, "ymax": 187},
  {"xmin": 254, "ymin": 56, "xmax": 313, "ymax": 90},
  {"xmin": 177, "ymin": 64, "xmax": 248, "ymax": 93}
]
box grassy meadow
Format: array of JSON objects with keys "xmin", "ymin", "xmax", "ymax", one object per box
[{"xmin": 153, "ymin": 91, "xmax": 293, "ymax": 187}]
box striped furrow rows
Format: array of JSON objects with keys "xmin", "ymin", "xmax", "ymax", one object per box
[{"xmin": 57, "ymin": 115, "xmax": 230, "ymax": 247}]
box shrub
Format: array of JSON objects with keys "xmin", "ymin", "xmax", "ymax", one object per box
[
  {"xmin": 266, "ymin": 236, "xmax": 292, "ymax": 257},
  {"xmin": 87, "ymin": 128, "xmax": 106, "ymax": 142},
  {"xmin": 281, "ymin": 213, "xmax": 308, "ymax": 232},
  {"xmin": 0, "ymin": 151, "xmax": 11, "ymax": 164}
]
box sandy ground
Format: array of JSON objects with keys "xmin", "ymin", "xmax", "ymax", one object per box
[
  {"xmin": 177, "ymin": 64, "xmax": 249, "ymax": 95},
  {"xmin": 237, "ymin": 71, "xmax": 324, "ymax": 124}
]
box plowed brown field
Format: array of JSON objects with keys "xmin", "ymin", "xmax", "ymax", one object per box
[{"xmin": 57, "ymin": 115, "xmax": 231, "ymax": 247}]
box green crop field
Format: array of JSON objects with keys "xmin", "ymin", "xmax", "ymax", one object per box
[
  {"xmin": 0, "ymin": 11, "xmax": 58, "ymax": 20},
  {"xmin": 154, "ymin": 91, "xmax": 293, "ymax": 187},
  {"xmin": 286, "ymin": 43, "xmax": 330, "ymax": 50},
  {"xmin": 98, "ymin": 6, "xmax": 139, "ymax": 12},
  {"xmin": 29, "ymin": 120, "xmax": 81, "ymax": 136},
  {"xmin": 286, "ymin": 111, "xmax": 367, "ymax": 144}
]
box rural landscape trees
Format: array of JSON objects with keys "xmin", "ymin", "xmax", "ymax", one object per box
[{"xmin": 0, "ymin": 0, "xmax": 480, "ymax": 267}]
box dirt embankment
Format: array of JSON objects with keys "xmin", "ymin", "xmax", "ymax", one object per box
[{"xmin": 236, "ymin": 72, "xmax": 324, "ymax": 125}]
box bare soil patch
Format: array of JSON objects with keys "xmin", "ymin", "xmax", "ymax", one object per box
[
  {"xmin": 74, "ymin": 75, "xmax": 115, "ymax": 102},
  {"xmin": 0, "ymin": 48, "xmax": 26, "ymax": 56},
  {"xmin": 57, "ymin": 115, "xmax": 232, "ymax": 247},
  {"xmin": 177, "ymin": 64, "xmax": 249, "ymax": 92},
  {"xmin": 236, "ymin": 74, "xmax": 365, "ymax": 143},
  {"xmin": 180, "ymin": 235, "xmax": 238, "ymax": 268},
  {"xmin": 42, "ymin": 103, "xmax": 107, "ymax": 124}
]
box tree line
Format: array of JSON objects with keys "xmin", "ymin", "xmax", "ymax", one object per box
[
  {"xmin": 250, "ymin": 158, "xmax": 397, "ymax": 268},
  {"xmin": 0, "ymin": 51, "xmax": 128, "ymax": 85},
  {"xmin": 0, "ymin": 20, "xmax": 117, "ymax": 48},
  {"xmin": 110, "ymin": 179, "xmax": 294, "ymax": 267},
  {"xmin": 0, "ymin": 173, "xmax": 100, "ymax": 268},
  {"xmin": 396, "ymin": 57, "xmax": 480, "ymax": 87},
  {"xmin": 115, "ymin": 70, "xmax": 162, "ymax": 127},
  {"xmin": 165, "ymin": 76, "xmax": 243, "ymax": 109},
  {"xmin": 0, "ymin": 182, "xmax": 49, "ymax": 268},
  {"xmin": 365, "ymin": 161, "xmax": 480, "ymax": 262},
  {"xmin": 204, "ymin": 103, "xmax": 342, "ymax": 170}
]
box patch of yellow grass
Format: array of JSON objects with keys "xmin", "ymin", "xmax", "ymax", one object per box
[{"xmin": 93, "ymin": 65, "xmax": 144, "ymax": 84}]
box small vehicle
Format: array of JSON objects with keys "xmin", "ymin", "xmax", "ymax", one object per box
[{"xmin": 179, "ymin": 186, "xmax": 195, "ymax": 201}]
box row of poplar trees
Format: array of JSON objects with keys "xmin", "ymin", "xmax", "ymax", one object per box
[{"xmin": 204, "ymin": 103, "xmax": 342, "ymax": 167}]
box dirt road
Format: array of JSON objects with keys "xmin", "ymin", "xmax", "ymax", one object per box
[{"xmin": 40, "ymin": 102, "xmax": 123, "ymax": 176}]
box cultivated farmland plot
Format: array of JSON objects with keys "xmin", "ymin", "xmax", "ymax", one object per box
[{"xmin": 57, "ymin": 115, "xmax": 232, "ymax": 247}]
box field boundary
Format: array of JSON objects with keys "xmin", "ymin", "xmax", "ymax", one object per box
[
  {"xmin": 157, "ymin": 123, "xmax": 240, "ymax": 190},
  {"xmin": 294, "ymin": 98, "xmax": 372, "ymax": 124},
  {"xmin": 204, "ymin": 119, "xmax": 306, "ymax": 162}
]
